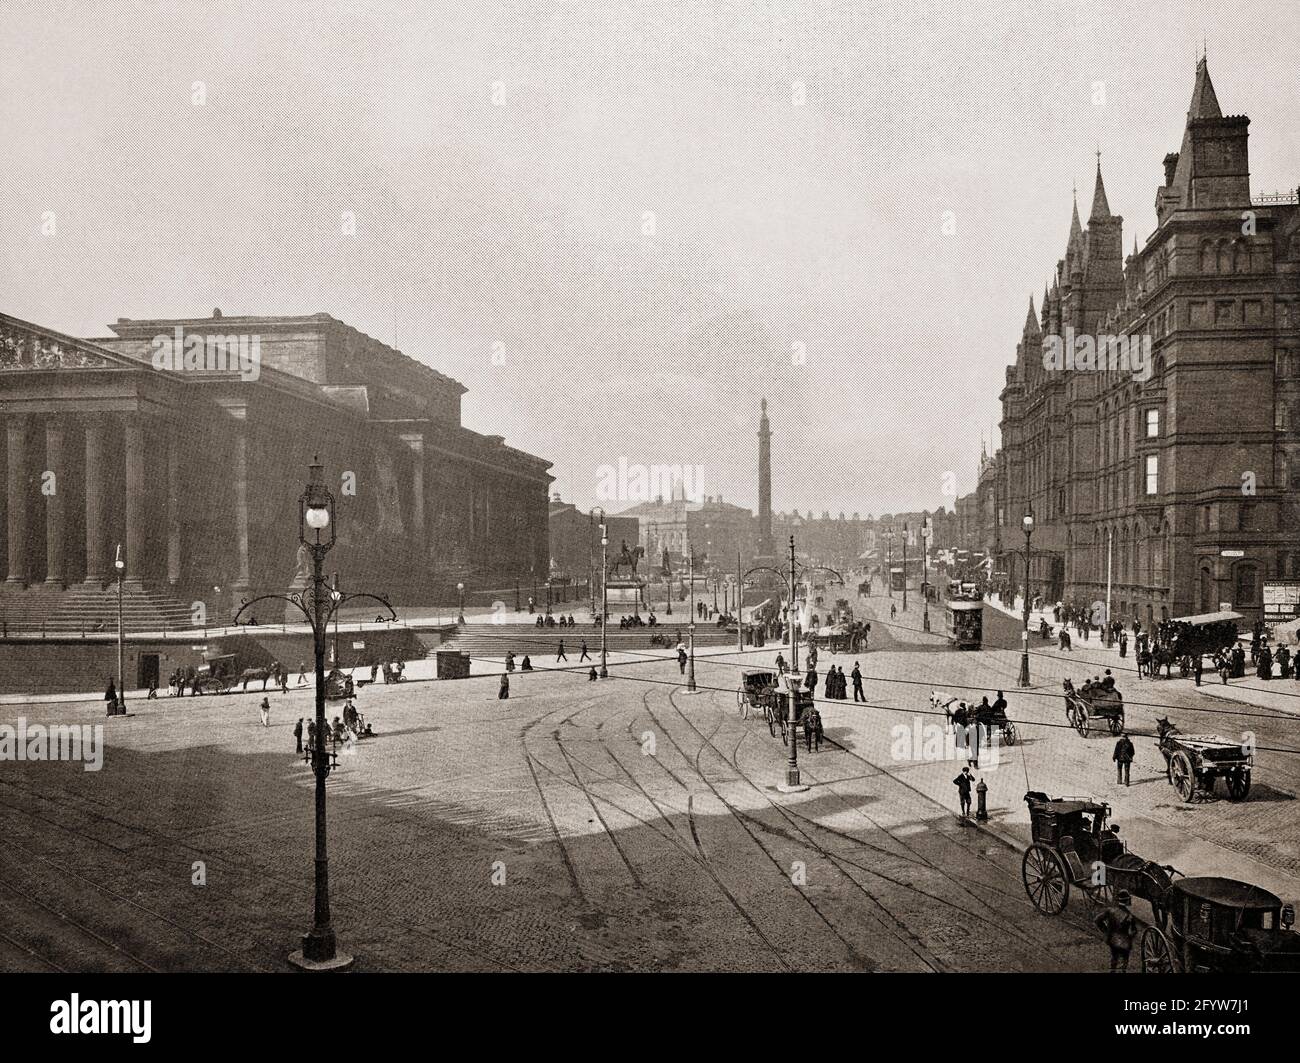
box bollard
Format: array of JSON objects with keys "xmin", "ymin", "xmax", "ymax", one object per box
[{"xmin": 976, "ymin": 778, "xmax": 989, "ymax": 822}]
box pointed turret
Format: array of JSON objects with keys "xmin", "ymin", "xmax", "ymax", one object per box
[
  {"xmin": 1088, "ymin": 157, "xmax": 1113, "ymax": 222},
  {"xmin": 1023, "ymin": 296, "xmax": 1040, "ymax": 337},
  {"xmin": 1188, "ymin": 54, "xmax": 1221, "ymax": 120},
  {"xmin": 1067, "ymin": 191, "xmax": 1083, "ymax": 257}
]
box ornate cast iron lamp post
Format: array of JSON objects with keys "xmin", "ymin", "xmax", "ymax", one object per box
[{"xmin": 234, "ymin": 458, "xmax": 395, "ymax": 971}]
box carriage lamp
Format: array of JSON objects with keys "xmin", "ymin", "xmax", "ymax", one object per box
[
  {"xmin": 457, "ymin": 581, "xmax": 466, "ymax": 625},
  {"xmin": 1283, "ymin": 904, "xmax": 1295, "ymax": 930}
]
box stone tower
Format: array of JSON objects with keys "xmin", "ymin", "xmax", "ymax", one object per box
[{"xmin": 757, "ymin": 397, "xmax": 773, "ymax": 556}]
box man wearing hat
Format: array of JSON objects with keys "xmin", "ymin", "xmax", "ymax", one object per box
[
  {"xmin": 1113, "ymin": 730, "xmax": 1135, "ymax": 786},
  {"xmin": 1094, "ymin": 888, "xmax": 1138, "ymax": 972}
]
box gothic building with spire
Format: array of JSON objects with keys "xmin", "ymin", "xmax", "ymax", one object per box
[{"xmin": 993, "ymin": 59, "xmax": 1300, "ymax": 626}]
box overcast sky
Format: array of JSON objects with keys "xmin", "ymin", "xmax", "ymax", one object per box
[{"xmin": 3, "ymin": 1, "xmax": 1298, "ymax": 517}]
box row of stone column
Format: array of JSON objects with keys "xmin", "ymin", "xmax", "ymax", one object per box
[{"xmin": 4, "ymin": 414, "xmax": 186, "ymax": 589}]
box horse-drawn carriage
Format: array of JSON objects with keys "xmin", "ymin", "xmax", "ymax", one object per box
[
  {"xmin": 192, "ymin": 654, "xmax": 238, "ymax": 695},
  {"xmin": 929, "ymin": 691, "xmax": 1017, "ymax": 745},
  {"xmin": 1156, "ymin": 717, "xmax": 1252, "ymax": 802},
  {"xmin": 1062, "ymin": 678, "xmax": 1124, "ymax": 737},
  {"xmin": 324, "ymin": 667, "xmax": 355, "ymax": 701},
  {"xmin": 736, "ymin": 669, "xmax": 812, "ymax": 744},
  {"xmin": 1139, "ymin": 877, "xmax": 1300, "ymax": 973},
  {"xmin": 1022, "ymin": 792, "xmax": 1180, "ymax": 924},
  {"xmin": 807, "ymin": 621, "xmax": 868, "ymax": 655}
]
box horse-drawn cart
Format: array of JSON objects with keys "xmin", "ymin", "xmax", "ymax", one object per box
[
  {"xmin": 1140, "ymin": 877, "xmax": 1300, "ymax": 973},
  {"xmin": 1022, "ymin": 792, "xmax": 1180, "ymax": 924},
  {"xmin": 192, "ymin": 654, "xmax": 238, "ymax": 695},
  {"xmin": 1062, "ymin": 678, "xmax": 1124, "ymax": 737},
  {"xmin": 1156, "ymin": 717, "xmax": 1252, "ymax": 802}
]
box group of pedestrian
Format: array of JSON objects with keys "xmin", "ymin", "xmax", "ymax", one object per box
[{"xmin": 820, "ymin": 665, "xmax": 852, "ymax": 699}]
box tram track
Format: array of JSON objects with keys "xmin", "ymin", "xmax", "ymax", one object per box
[
  {"xmin": 646, "ymin": 686, "xmax": 924, "ymax": 971},
  {"xmin": 656, "ymin": 684, "xmax": 1098, "ymax": 966}
]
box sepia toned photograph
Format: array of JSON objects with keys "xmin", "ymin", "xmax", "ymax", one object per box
[{"xmin": 2, "ymin": 0, "xmax": 1299, "ymax": 1039}]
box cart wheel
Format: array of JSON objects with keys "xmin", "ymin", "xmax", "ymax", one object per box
[
  {"xmin": 1226, "ymin": 768, "xmax": 1251, "ymax": 802},
  {"xmin": 767, "ymin": 708, "xmax": 777, "ymax": 739},
  {"xmin": 1084, "ymin": 881, "xmax": 1114, "ymax": 911},
  {"xmin": 1109, "ymin": 712, "xmax": 1124, "ymax": 736},
  {"xmin": 1022, "ymin": 844, "xmax": 1070, "ymax": 914},
  {"xmin": 1003, "ymin": 723, "xmax": 1018, "ymax": 747},
  {"xmin": 1074, "ymin": 707, "xmax": 1090, "ymax": 738},
  {"xmin": 1170, "ymin": 751, "xmax": 1196, "ymax": 802},
  {"xmin": 779, "ymin": 718, "xmax": 788, "ymax": 746},
  {"xmin": 1140, "ymin": 925, "xmax": 1177, "ymax": 973}
]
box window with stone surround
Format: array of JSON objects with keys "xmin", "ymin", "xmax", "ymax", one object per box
[{"xmin": 1145, "ymin": 454, "xmax": 1158, "ymax": 496}]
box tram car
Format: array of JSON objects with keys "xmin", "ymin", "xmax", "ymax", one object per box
[{"xmin": 943, "ymin": 600, "xmax": 983, "ymax": 649}]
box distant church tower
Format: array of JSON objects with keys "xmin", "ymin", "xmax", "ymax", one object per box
[{"xmin": 757, "ymin": 398, "xmax": 773, "ymax": 556}]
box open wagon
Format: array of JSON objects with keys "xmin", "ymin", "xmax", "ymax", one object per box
[
  {"xmin": 1021, "ymin": 792, "xmax": 1180, "ymax": 925},
  {"xmin": 1140, "ymin": 877, "xmax": 1300, "ymax": 973},
  {"xmin": 1156, "ymin": 717, "xmax": 1253, "ymax": 801},
  {"xmin": 1062, "ymin": 678, "xmax": 1124, "ymax": 737}
]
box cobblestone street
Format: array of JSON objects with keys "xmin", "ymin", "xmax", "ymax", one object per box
[{"xmin": 6, "ymin": 595, "xmax": 1297, "ymax": 973}]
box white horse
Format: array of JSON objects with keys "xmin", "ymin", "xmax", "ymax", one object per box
[{"xmin": 929, "ymin": 690, "xmax": 962, "ymax": 732}]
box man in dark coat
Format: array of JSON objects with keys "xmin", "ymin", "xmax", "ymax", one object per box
[
  {"xmin": 579, "ymin": 640, "xmax": 591, "ymax": 662},
  {"xmin": 498, "ymin": 672, "xmax": 510, "ymax": 699},
  {"xmin": 851, "ymin": 662, "xmax": 865, "ymax": 702},
  {"xmin": 953, "ymin": 766, "xmax": 974, "ymax": 818},
  {"xmin": 293, "ymin": 718, "xmax": 304, "ymax": 754},
  {"xmin": 556, "ymin": 640, "xmax": 567, "ymax": 662},
  {"xmin": 1095, "ymin": 890, "xmax": 1138, "ymax": 972},
  {"xmin": 804, "ymin": 666, "xmax": 818, "ymax": 694},
  {"xmin": 1113, "ymin": 731, "xmax": 1135, "ymax": 786}
]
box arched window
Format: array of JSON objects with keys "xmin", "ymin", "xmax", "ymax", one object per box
[
  {"xmin": 1200, "ymin": 241, "xmax": 1215, "ymax": 272},
  {"xmin": 1217, "ymin": 240, "xmax": 1232, "ymax": 273}
]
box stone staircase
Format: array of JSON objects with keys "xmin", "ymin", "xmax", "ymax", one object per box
[{"xmin": 0, "ymin": 583, "xmax": 195, "ymax": 635}]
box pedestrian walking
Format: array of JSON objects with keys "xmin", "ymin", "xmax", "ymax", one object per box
[
  {"xmin": 104, "ymin": 678, "xmax": 117, "ymax": 715},
  {"xmin": 1113, "ymin": 731, "xmax": 1134, "ymax": 785},
  {"xmin": 499, "ymin": 672, "xmax": 510, "ymax": 700},
  {"xmin": 804, "ymin": 665, "xmax": 817, "ymax": 694},
  {"xmin": 297, "ymin": 660, "xmax": 308, "ymax": 686},
  {"xmin": 1193, "ymin": 653, "xmax": 1203, "ymax": 686},
  {"xmin": 1094, "ymin": 890, "xmax": 1138, "ymax": 972},
  {"xmin": 890, "ymin": 603, "xmax": 897, "ymax": 621},
  {"xmin": 953, "ymin": 766, "xmax": 974, "ymax": 818},
  {"xmin": 677, "ymin": 645, "xmax": 687, "ymax": 674},
  {"xmin": 556, "ymin": 640, "xmax": 567, "ymax": 662},
  {"xmin": 293, "ymin": 717, "xmax": 304, "ymax": 753},
  {"xmin": 147, "ymin": 678, "xmax": 158, "ymax": 700},
  {"xmin": 851, "ymin": 662, "xmax": 865, "ymax": 702},
  {"xmin": 1119, "ymin": 631, "xmax": 1128, "ymax": 658},
  {"xmin": 259, "ymin": 696, "xmax": 271, "ymax": 727}
]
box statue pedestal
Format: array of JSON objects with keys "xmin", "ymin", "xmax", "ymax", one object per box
[{"xmin": 605, "ymin": 578, "xmax": 645, "ymax": 609}]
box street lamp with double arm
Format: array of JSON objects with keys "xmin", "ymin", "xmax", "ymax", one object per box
[{"xmin": 234, "ymin": 458, "xmax": 395, "ymax": 971}]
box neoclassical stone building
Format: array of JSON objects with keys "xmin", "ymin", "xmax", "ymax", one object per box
[
  {"xmin": 995, "ymin": 59, "xmax": 1300, "ymax": 625},
  {"xmin": 0, "ymin": 309, "xmax": 551, "ymax": 627}
]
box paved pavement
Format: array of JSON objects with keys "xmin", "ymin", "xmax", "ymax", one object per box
[{"xmin": 1, "ymin": 590, "xmax": 1295, "ymax": 973}]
